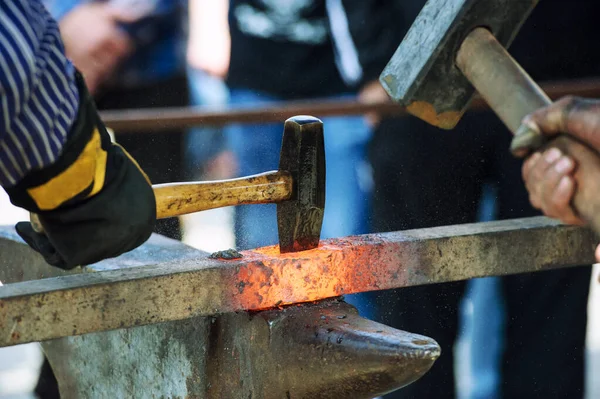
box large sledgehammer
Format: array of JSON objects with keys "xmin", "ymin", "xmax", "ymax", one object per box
[{"xmin": 380, "ymin": 0, "xmax": 600, "ymax": 235}]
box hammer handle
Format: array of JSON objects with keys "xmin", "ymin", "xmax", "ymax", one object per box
[
  {"xmin": 29, "ymin": 171, "xmax": 293, "ymax": 234},
  {"xmin": 154, "ymin": 170, "xmax": 293, "ymax": 219},
  {"xmin": 456, "ymin": 28, "xmax": 552, "ymax": 136},
  {"xmin": 457, "ymin": 27, "xmax": 600, "ymax": 235}
]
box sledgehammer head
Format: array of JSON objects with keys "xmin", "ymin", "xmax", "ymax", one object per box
[{"xmin": 380, "ymin": 0, "xmax": 539, "ymax": 129}]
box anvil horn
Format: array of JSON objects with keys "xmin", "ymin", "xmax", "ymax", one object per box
[{"xmin": 207, "ymin": 299, "xmax": 440, "ymax": 398}]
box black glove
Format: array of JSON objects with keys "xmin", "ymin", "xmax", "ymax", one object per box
[{"xmin": 5, "ymin": 71, "xmax": 156, "ymax": 270}]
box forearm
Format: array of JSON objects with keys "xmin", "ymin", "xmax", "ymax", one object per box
[
  {"xmin": 0, "ymin": 0, "xmax": 79, "ymax": 187},
  {"xmin": 188, "ymin": 0, "xmax": 229, "ymax": 46},
  {"xmin": 0, "ymin": 1, "xmax": 155, "ymax": 270},
  {"xmin": 187, "ymin": 0, "xmax": 230, "ymax": 76}
]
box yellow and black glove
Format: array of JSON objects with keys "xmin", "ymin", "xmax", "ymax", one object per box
[{"xmin": 5, "ymin": 72, "xmax": 156, "ymax": 270}]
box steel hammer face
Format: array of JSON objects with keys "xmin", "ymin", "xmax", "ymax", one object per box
[
  {"xmin": 277, "ymin": 116, "xmax": 325, "ymax": 253},
  {"xmin": 380, "ymin": 0, "xmax": 539, "ymax": 129}
]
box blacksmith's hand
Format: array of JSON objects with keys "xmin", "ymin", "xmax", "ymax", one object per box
[
  {"xmin": 521, "ymin": 96, "xmax": 600, "ymax": 261},
  {"xmin": 5, "ymin": 72, "xmax": 156, "ymax": 270}
]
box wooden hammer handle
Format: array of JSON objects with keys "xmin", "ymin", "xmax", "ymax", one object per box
[
  {"xmin": 154, "ymin": 170, "xmax": 293, "ymax": 219},
  {"xmin": 457, "ymin": 28, "xmax": 600, "ymax": 235},
  {"xmin": 29, "ymin": 171, "xmax": 293, "ymax": 233},
  {"xmin": 456, "ymin": 28, "xmax": 552, "ymax": 136}
]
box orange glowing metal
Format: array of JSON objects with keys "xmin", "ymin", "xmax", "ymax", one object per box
[
  {"xmin": 215, "ymin": 219, "xmax": 596, "ymax": 312},
  {"xmin": 229, "ymin": 236, "xmax": 401, "ymax": 310},
  {"xmin": 1, "ymin": 217, "xmax": 595, "ymax": 347}
]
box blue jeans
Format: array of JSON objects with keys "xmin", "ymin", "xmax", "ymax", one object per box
[
  {"xmin": 456, "ymin": 183, "xmax": 505, "ymax": 399},
  {"xmin": 184, "ymin": 67, "xmax": 229, "ymax": 179},
  {"xmin": 224, "ymin": 88, "xmax": 374, "ymax": 317}
]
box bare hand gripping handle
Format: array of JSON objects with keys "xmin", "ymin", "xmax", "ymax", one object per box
[{"xmin": 456, "ymin": 28, "xmax": 600, "ymax": 235}]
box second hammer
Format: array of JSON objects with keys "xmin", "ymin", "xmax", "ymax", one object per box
[{"xmin": 154, "ymin": 115, "xmax": 326, "ymax": 253}]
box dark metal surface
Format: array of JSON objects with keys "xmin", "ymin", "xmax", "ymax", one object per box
[
  {"xmin": 277, "ymin": 116, "xmax": 325, "ymax": 253},
  {"xmin": 0, "ymin": 217, "xmax": 595, "ymax": 347},
  {"xmin": 43, "ymin": 299, "xmax": 439, "ymax": 398},
  {"xmin": 97, "ymin": 78, "xmax": 600, "ymax": 132},
  {"xmin": 380, "ymin": 0, "xmax": 539, "ymax": 129},
  {"xmin": 207, "ymin": 299, "xmax": 439, "ymax": 398}
]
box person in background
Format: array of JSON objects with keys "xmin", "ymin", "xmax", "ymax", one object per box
[
  {"xmin": 43, "ymin": 0, "xmax": 188, "ymax": 240},
  {"xmin": 184, "ymin": 0, "xmax": 233, "ymax": 185},
  {"xmin": 222, "ymin": 0, "xmax": 401, "ymax": 249},
  {"xmin": 362, "ymin": 0, "xmax": 600, "ymax": 397},
  {"xmin": 182, "ymin": 0, "xmax": 237, "ymax": 252}
]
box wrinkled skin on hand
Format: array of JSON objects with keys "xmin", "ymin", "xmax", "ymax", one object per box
[{"xmin": 521, "ymin": 96, "xmax": 600, "ymax": 262}]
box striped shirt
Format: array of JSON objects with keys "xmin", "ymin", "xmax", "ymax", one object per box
[{"xmin": 0, "ymin": 0, "xmax": 79, "ymax": 187}]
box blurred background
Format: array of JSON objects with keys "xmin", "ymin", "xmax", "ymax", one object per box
[{"xmin": 2, "ymin": 0, "xmax": 600, "ymax": 398}]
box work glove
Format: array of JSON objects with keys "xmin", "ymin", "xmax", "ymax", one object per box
[{"xmin": 5, "ymin": 71, "xmax": 156, "ymax": 270}]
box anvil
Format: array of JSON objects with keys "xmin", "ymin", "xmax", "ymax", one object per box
[
  {"xmin": 0, "ymin": 218, "xmax": 596, "ymax": 398},
  {"xmin": 0, "ymin": 217, "xmax": 595, "ymax": 345}
]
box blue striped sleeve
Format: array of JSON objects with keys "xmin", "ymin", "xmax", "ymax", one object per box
[{"xmin": 0, "ymin": 0, "xmax": 79, "ymax": 187}]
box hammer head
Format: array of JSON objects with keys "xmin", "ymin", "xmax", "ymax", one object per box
[
  {"xmin": 277, "ymin": 116, "xmax": 325, "ymax": 253},
  {"xmin": 380, "ymin": 0, "xmax": 539, "ymax": 129}
]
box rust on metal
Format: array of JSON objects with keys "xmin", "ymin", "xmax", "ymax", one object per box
[
  {"xmin": 209, "ymin": 248, "xmax": 243, "ymax": 260},
  {"xmin": 405, "ymin": 101, "xmax": 463, "ymax": 130},
  {"xmin": 379, "ymin": 0, "xmax": 540, "ymax": 128},
  {"xmin": 0, "ymin": 217, "xmax": 595, "ymax": 347}
]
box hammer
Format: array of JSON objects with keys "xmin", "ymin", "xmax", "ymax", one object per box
[
  {"xmin": 32, "ymin": 115, "xmax": 325, "ymax": 254},
  {"xmin": 380, "ymin": 0, "xmax": 600, "ymax": 235}
]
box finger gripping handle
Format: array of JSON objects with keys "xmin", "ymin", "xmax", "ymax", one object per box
[
  {"xmin": 546, "ymin": 135, "xmax": 600, "ymax": 237},
  {"xmin": 510, "ymin": 124, "xmax": 550, "ymax": 158}
]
